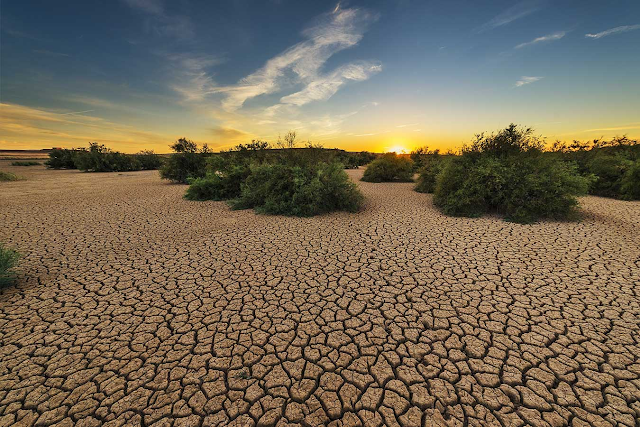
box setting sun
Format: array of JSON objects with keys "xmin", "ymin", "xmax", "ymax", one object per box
[{"xmin": 386, "ymin": 145, "xmax": 408, "ymax": 154}]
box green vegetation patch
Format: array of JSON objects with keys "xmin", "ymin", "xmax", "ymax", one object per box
[
  {"xmin": 184, "ymin": 132, "xmax": 364, "ymax": 216},
  {"xmin": 361, "ymin": 153, "xmax": 414, "ymax": 182},
  {"xmin": 0, "ymin": 171, "xmax": 21, "ymax": 181},
  {"xmin": 46, "ymin": 144, "xmax": 163, "ymax": 172},
  {"xmin": 11, "ymin": 161, "xmax": 41, "ymax": 166},
  {"xmin": 0, "ymin": 243, "xmax": 20, "ymax": 287},
  {"xmin": 431, "ymin": 124, "xmax": 591, "ymax": 223}
]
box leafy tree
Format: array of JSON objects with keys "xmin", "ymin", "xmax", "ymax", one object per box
[{"xmin": 160, "ymin": 138, "xmax": 210, "ymax": 183}]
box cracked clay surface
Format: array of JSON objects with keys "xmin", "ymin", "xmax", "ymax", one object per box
[{"xmin": 1, "ymin": 163, "xmax": 639, "ymax": 426}]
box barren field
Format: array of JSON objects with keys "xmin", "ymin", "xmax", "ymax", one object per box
[{"xmin": 1, "ymin": 160, "xmax": 639, "ymax": 427}]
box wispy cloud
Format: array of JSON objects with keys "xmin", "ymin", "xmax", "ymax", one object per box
[
  {"xmin": 59, "ymin": 110, "xmax": 94, "ymax": 116},
  {"xmin": 209, "ymin": 126, "xmax": 249, "ymax": 141},
  {"xmin": 396, "ymin": 123, "xmax": 418, "ymax": 128},
  {"xmin": 33, "ymin": 49, "xmax": 71, "ymax": 57},
  {"xmin": 515, "ymin": 31, "xmax": 565, "ymax": 49},
  {"xmin": 585, "ymin": 24, "xmax": 640, "ymax": 39},
  {"xmin": 216, "ymin": 6, "xmax": 379, "ymax": 111},
  {"xmin": 280, "ymin": 61, "xmax": 381, "ymax": 106},
  {"xmin": 477, "ymin": 1, "xmax": 541, "ymax": 33},
  {"xmin": 514, "ymin": 76, "xmax": 543, "ymax": 87},
  {"xmin": 122, "ymin": 0, "xmax": 194, "ymax": 39},
  {"xmin": 584, "ymin": 124, "xmax": 640, "ymax": 132},
  {"xmin": 165, "ymin": 53, "xmax": 223, "ymax": 102},
  {"xmin": 0, "ymin": 103, "xmax": 169, "ymax": 151}
]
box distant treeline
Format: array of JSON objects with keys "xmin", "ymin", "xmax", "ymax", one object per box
[
  {"xmin": 46, "ymin": 143, "xmax": 163, "ymax": 172},
  {"xmin": 46, "ymin": 141, "xmax": 377, "ymax": 175}
]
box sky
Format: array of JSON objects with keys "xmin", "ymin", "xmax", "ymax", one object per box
[{"xmin": 1, "ymin": 0, "xmax": 640, "ymax": 153}]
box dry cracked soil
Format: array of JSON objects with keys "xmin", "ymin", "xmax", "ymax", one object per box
[{"xmin": 1, "ymin": 161, "xmax": 639, "ymax": 427}]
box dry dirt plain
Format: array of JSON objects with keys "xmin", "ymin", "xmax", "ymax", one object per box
[{"xmin": 1, "ymin": 161, "xmax": 639, "ymax": 427}]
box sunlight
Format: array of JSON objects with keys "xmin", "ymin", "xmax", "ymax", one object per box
[{"xmin": 386, "ymin": 145, "xmax": 407, "ymax": 154}]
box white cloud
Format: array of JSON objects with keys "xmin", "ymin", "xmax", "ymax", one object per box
[
  {"xmin": 216, "ymin": 6, "xmax": 379, "ymax": 111},
  {"xmin": 477, "ymin": 1, "xmax": 541, "ymax": 33},
  {"xmin": 514, "ymin": 76, "xmax": 543, "ymax": 87},
  {"xmin": 165, "ymin": 54, "xmax": 223, "ymax": 102},
  {"xmin": 585, "ymin": 24, "xmax": 640, "ymax": 39},
  {"xmin": 515, "ymin": 31, "xmax": 565, "ymax": 49},
  {"xmin": 280, "ymin": 61, "xmax": 381, "ymax": 106}
]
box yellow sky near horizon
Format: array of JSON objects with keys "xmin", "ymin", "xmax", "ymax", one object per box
[{"xmin": 1, "ymin": 102, "xmax": 638, "ymax": 154}]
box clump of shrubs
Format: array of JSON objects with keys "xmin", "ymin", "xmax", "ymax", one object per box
[
  {"xmin": 46, "ymin": 148, "xmax": 80, "ymax": 169},
  {"xmin": 361, "ymin": 153, "xmax": 414, "ymax": 182},
  {"xmin": 11, "ymin": 161, "xmax": 41, "ymax": 166},
  {"xmin": 550, "ymin": 136, "xmax": 639, "ymax": 200},
  {"xmin": 46, "ymin": 144, "xmax": 162, "ymax": 172},
  {"xmin": 0, "ymin": 243, "xmax": 20, "ymax": 287},
  {"xmin": 431, "ymin": 124, "xmax": 591, "ymax": 223},
  {"xmin": 184, "ymin": 132, "xmax": 364, "ymax": 216},
  {"xmin": 0, "ymin": 171, "xmax": 21, "ymax": 181},
  {"xmin": 231, "ymin": 162, "xmax": 363, "ymax": 216},
  {"xmin": 160, "ymin": 138, "xmax": 211, "ymax": 183},
  {"xmin": 414, "ymin": 152, "xmax": 447, "ymax": 193}
]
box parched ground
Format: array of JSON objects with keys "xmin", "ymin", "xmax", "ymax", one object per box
[{"xmin": 1, "ymin": 161, "xmax": 639, "ymax": 427}]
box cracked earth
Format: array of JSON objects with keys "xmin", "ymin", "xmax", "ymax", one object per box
[{"xmin": 1, "ymin": 162, "xmax": 639, "ymax": 427}]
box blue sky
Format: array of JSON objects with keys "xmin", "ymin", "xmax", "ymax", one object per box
[{"xmin": 1, "ymin": 0, "xmax": 639, "ymax": 152}]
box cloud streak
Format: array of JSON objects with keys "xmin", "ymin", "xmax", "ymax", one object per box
[
  {"xmin": 514, "ymin": 76, "xmax": 543, "ymax": 87},
  {"xmin": 515, "ymin": 31, "xmax": 565, "ymax": 49},
  {"xmin": 477, "ymin": 1, "xmax": 541, "ymax": 33},
  {"xmin": 280, "ymin": 61, "xmax": 381, "ymax": 106},
  {"xmin": 585, "ymin": 24, "xmax": 640, "ymax": 39},
  {"xmin": 216, "ymin": 6, "xmax": 379, "ymax": 111}
]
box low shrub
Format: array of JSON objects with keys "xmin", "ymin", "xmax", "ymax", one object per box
[
  {"xmin": 185, "ymin": 162, "xmax": 250, "ymax": 201},
  {"xmin": 433, "ymin": 124, "xmax": 591, "ymax": 223},
  {"xmin": 135, "ymin": 150, "xmax": 163, "ymax": 170},
  {"xmin": 184, "ymin": 133, "xmax": 365, "ymax": 216},
  {"xmin": 621, "ymin": 160, "xmax": 640, "ymax": 200},
  {"xmin": 231, "ymin": 161, "xmax": 363, "ymax": 216},
  {"xmin": 361, "ymin": 153, "xmax": 413, "ymax": 182},
  {"xmin": 550, "ymin": 135, "xmax": 639, "ymax": 200},
  {"xmin": 160, "ymin": 138, "xmax": 209, "ymax": 183},
  {"xmin": 410, "ymin": 146, "xmax": 440, "ymax": 171},
  {"xmin": 46, "ymin": 148, "xmax": 80, "ymax": 169},
  {"xmin": 0, "ymin": 171, "xmax": 20, "ymax": 181},
  {"xmin": 74, "ymin": 143, "xmax": 142, "ymax": 172},
  {"xmin": 415, "ymin": 154, "xmax": 447, "ymax": 193},
  {"xmin": 11, "ymin": 161, "xmax": 41, "ymax": 166},
  {"xmin": 0, "ymin": 243, "xmax": 20, "ymax": 287}
]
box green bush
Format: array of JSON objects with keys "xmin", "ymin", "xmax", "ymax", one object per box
[
  {"xmin": 135, "ymin": 150, "xmax": 163, "ymax": 170},
  {"xmin": 415, "ymin": 154, "xmax": 447, "ymax": 193},
  {"xmin": 0, "ymin": 243, "xmax": 20, "ymax": 287},
  {"xmin": 185, "ymin": 164, "xmax": 250, "ymax": 201},
  {"xmin": 46, "ymin": 148, "xmax": 80, "ymax": 169},
  {"xmin": 432, "ymin": 124, "xmax": 590, "ymax": 223},
  {"xmin": 361, "ymin": 153, "xmax": 414, "ymax": 182},
  {"xmin": 621, "ymin": 160, "xmax": 640, "ymax": 200},
  {"xmin": 550, "ymin": 135, "xmax": 639, "ymax": 199},
  {"xmin": 160, "ymin": 138, "xmax": 209, "ymax": 183},
  {"xmin": 74, "ymin": 143, "xmax": 143, "ymax": 172},
  {"xmin": 231, "ymin": 161, "xmax": 363, "ymax": 216},
  {"xmin": 11, "ymin": 161, "xmax": 41, "ymax": 166},
  {"xmin": 410, "ymin": 146, "xmax": 440, "ymax": 171},
  {"xmin": 0, "ymin": 171, "xmax": 20, "ymax": 181}
]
